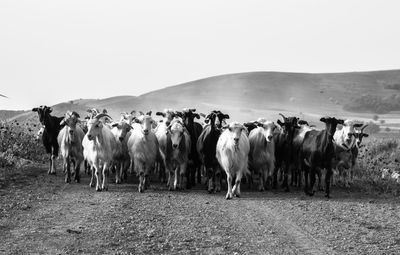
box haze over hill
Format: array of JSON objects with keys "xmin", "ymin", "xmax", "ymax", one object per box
[{"xmin": 2, "ymin": 70, "xmax": 400, "ymax": 128}]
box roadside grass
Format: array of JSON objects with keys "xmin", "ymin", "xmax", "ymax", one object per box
[{"xmin": 354, "ymin": 137, "xmax": 400, "ymax": 196}]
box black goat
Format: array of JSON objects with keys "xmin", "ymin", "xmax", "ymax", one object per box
[
  {"xmin": 181, "ymin": 108, "xmax": 203, "ymax": 188},
  {"xmin": 196, "ymin": 110, "xmax": 229, "ymax": 193},
  {"xmin": 32, "ymin": 105, "xmax": 64, "ymax": 175},
  {"xmin": 301, "ymin": 117, "xmax": 344, "ymax": 198},
  {"xmin": 273, "ymin": 114, "xmax": 300, "ymax": 191}
]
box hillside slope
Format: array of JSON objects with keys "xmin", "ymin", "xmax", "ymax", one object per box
[{"xmin": 2, "ymin": 70, "xmax": 400, "ymax": 126}]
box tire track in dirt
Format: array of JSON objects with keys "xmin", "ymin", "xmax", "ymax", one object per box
[
  {"xmin": 222, "ymin": 196, "xmax": 335, "ymax": 255},
  {"xmin": 242, "ymin": 200, "xmax": 335, "ymax": 255}
]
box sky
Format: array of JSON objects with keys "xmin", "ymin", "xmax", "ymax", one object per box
[{"xmin": 1, "ymin": 0, "xmax": 400, "ymax": 110}]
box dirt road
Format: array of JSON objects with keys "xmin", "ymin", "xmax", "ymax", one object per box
[{"xmin": 1, "ymin": 166, "xmax": 399, "ymax": 254}]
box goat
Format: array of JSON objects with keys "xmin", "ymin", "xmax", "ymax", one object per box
[
  {"xmin": 301, "ymin": 117, "xmax": 344, "ymax": 198},
  {"xmin": 111, "ymin": 120, "xmax": 132, "ymax": 184},
  {"xmin": 216, "ymin": 122, "xmax": 250, "ymax": 199},
  {"xmin": 128, "ymin": 114, "xmax": 159, "ymax": 192},
  {"xmin": 158, "ymin": 118, "xmax": 191, "ymax": 190},
  {"xmin": 291, "ymin": 120, "xmax": 316, "ymax": 187},
  {"xmin": 197, "ymin": 110, "xmax": 230, "ymax": 193},
  {"xmin": 333, "ymin": 120, "xmax": 363, "ymax": 150},
  {"xmin": 248, "ymin": 120, "xmax": 277, "ymax": 191},
  {"xmin": 181, "ymin": 108, "xmax": 203, "ymax": 188},
  {"xmin": 333, "ymin": 124, "xmax": 369, "ymax": 187},
  {"xmin": 57, "ymin": 111, "xmax": 85, "ymax": 183},
  {"xmin": 82, "ymin": 113, "xmax": 118, "ymax": 191},
  {"xmin": 273, "ymin": 113, "xmax": 300, "ymax": 191},
  {"xmin": 32, "ymin": 105, "xmax": 64, "ymax": 175}
]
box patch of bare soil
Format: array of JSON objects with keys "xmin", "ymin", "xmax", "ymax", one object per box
[{"xmin": 1, "ymin": 166, "xmax": 399, "ymax": 254}]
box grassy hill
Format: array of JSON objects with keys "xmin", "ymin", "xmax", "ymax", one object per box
[{"xmin": 2, "ymin": 70, "xmax": 400, "ymax": 128}]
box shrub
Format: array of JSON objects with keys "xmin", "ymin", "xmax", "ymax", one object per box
[
  {"xmin": 0, "ymin": 120, "xmax": 47, "ymax": 168},
  {"xmin": 355, "ymin": 138, "xmax": 400, "ymax": 196}
]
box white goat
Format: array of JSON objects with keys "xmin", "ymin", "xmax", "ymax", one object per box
[
  {"xmin": 158, "ymin": 118, "xmax": 191, "ymax": 190},
  {"xmin": 216, "ymin": 122, "xmax": 250, "ymax": 199},
  {"xmin": 82, "ymin": 113, "xmax": 118, "ymax": 191},
  {"xmin": 111, "ymin": 120, "xmax": 132, "ymax": 184},
  {"xmin": 333, "ymin": 119, "xmax": 363, "ymax": 150},
  {"xmin": 127, "ymin": 114, "xmax": 159, "ymax": 192},
  {"xmin": 57, "ymin": 111, "xmax": 85, "ymax": 183},
  {"xmin": 248, "ymin": 120, "xmax": 276, "ymax": 191}
]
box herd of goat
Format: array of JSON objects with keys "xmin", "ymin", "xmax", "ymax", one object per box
[{"xmin": 31, "ymin": 105, "xmax": 369, "ymax": 199}]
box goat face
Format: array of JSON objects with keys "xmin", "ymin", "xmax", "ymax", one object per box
[
  {"xmin": 257, "ymin": 121, "xmax": 276, "ymax": 142},
  {"xmin": 112, "ymin": 122, "xmax": 132, "ymax": 141},
  {"xmin": 86, "ymin": 119, "xmax": 104, "ymax": 141},
  {"xmin": 224, "ymin": 122, "xmax": 246, "ymax": 146},
  {"xmin": 204, "ymin": 111, "xmax": 229, "ymax": 129},
  {"xmin": 277, "ymin": 115, "xmax": 300, "ymax": 139},
  {"xmin": 156, "ymin": 109, "xmax": 176, "ymax": 126},
  {"xmin": 32, "ymin": 105, "xmax": 53, "ymax": 125},
  {"xmin": 168, "ymin": 120, "xmax": 185, "ymax": 150},
  {"xmin": 60, "ymin": 111, "xmax": 81, "ymax": 141},
  {"xmin": 352, "ymin": 131, "xmax": 369, "ymax": 148},
  {"xmin": 320, "ymin": 117, "xmax": 345, "ymax": 139},
  {"xmin": 137, "ymin": 115, "xmax": 154, "ymax": 135},
  {"xmin": 182, "ymin": 108, "xmax": 200, "ymax": 127}
]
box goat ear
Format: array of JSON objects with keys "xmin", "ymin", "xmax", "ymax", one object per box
[
  {"xmin": 48, "ymin": 107, "xmax": 53, "ymax": 113},
  {"xmin": 337, "ymin": 119, "xmax": 345, "ymax": 125},
  {"xmin": 204, "ymin": 118, "xmax": 210, "ymax": 124},
  {"xmin": 60, "ymin": 119, "xmax": 66, "ymax": 126},
  {"xmin": 32, "ymin": 108, "xmax": 38, "ymax": 112},
  {"xmin": 256, "ymin": 122, "xmax": 263, "ymax": 127},
  {"xmin": 363, "ymin": 133, "xmax": 369, "ymax": 137},
  {"xmin": 190, "ymin": 108, "xmax": 196, "ymax": 112},
  {"xmin": 222, "ymin": 124, "xmax": 229, "ymax": 130},
  {"xmin": 223, "ymin": 114, "xmax": 230, "ymax": 119},
  {"xmin": 72, "ymin": 112, "xmax": 80, "ymax": 118},
  {"xmin": 146, "ymin": 111, "xmax": 152, "ymax": 116},
  {"xmin": 320, "ymin": 117, "xmax": 327, "ymax": 123},
  {"xmin": 353, "ymin": 123, "xmax": 363, "ymax": 128},
  {"xmin": 194, "ymin": 113, "xmax": 200, "ymax": 119},
  {"xmin": 111, "ymin": 123, "xmax": 118, "ymax": 127},
  {"xmin": 199, "ymin": 113, "xmax": 206, "ymax": 118}
]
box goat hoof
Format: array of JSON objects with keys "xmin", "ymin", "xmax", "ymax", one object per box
[
  {"xmin": 234, "ymin": 193, "xmax": 240, "ymax": 198},
  {"xmin": 96, "ymin": 187, "xmax": 102, "ymax": 192},
  {"xmin": 325, "ymin": 194, "xmax": 331, "ymax": 199},
  {"xmin": 226, "ymin": 194, "xmax": 233, "ymax": 200}
]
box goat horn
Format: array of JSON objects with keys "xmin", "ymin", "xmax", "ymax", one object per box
[
  {"xmin": 94, "ymin": 113, "xmax": 111, "ymax": 120},
  {"xmin": 279, "ymin": 113, "xmax": 286, "ymax": 119},
  {"xmin": 361, "ymin": 124, "xmax": 368, "ymax": 131}
]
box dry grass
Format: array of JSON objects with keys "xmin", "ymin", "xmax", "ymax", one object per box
[{"xmin": 354, "ymin": 135, "xmax": 400, "ymax": 196}]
